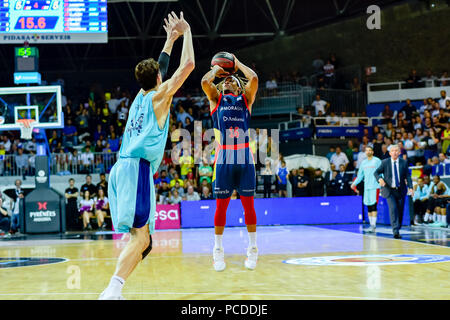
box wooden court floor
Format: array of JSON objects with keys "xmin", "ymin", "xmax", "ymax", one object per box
[{"xmin": 0, "ymin": 225, "xmax": 449, "ymax": 300}]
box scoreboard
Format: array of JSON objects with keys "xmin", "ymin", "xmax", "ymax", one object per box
[{"xmin": 0, "ymin": 0, "xmax": 107, "ymax": 43}]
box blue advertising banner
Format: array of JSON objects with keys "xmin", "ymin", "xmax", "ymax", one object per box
[
  {"xmin": 316, "ymin": 126, "xmax": 367, "ymax": 138},
  {"xmin": 280, "ymin": 128, "xmax": 311, "ymax": 140},
  {"xmin": 180, "ymin": 196, "xmax": 363, "ymax": 229},
  {"xmin": 366, "ymin": 100, "xmax": 422, "ymax": 118}
]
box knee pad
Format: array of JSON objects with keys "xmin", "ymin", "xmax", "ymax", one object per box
[
  {"xmin": 214, "ymin": 198, "xmax": 231, "ymax": 227},
  {"xmin": 141, "ymin": 234, "xmax": 153, "ymax": 260},
  {"xmin": 240, "ymin": 195, "xmax": 257, "ymax": 225}
]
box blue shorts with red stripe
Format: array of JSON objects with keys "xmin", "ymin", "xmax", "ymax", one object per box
[{"xmin": 212, "ymin": 147, "xmax": 256, "ymax": 199}]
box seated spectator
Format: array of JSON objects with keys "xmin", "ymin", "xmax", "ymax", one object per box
[
  {"xmin": 326, "ymin": 112, "xmax": 340, "ymax": 126},
  {"xmin": 158, "ymin": 182, "xmax": 171, "ymax": 203},
  {"xmin": 413, "ymin": 177, "xmax": 429, "ymax": 225},
  {"xmin": 176, "ymin": 105, "xmax": 193, "ymax": 128},
  {"xmin": 400, "ymin": 99, "xmax": 417, "ymax": 122},
  {"xmin": 168, "ymin": 189, "xmax": 182, "ymax": 204},
  {"xmin": 276, "ymin": 160, "xmax": 289, "ymax": 198},
  {"xmin": 200, "ymin": 186, "xmax": 213, "ymax": 200},
  {"xmin": 79, "ymin": 190, "xmax": 94, "ymax": 231},
  {"xmin": 380, "ymin": 144, "xmax": 390, "ymax": 160},
  {"xmin": 265, "ymin": 74, "xmax": 278, "ymax": 96},
  {"xmin": 381, "ymin": 104, "xmax": 394, "ymax": 124},
  {"xmin": 198, "ymin": 159, "xmax": 213, "ymax": 185},
  {"xmin": 422, "ymin": 70, "xmax": 438, "ymax": 87},
  {"xmin": 330, "ymin": 146, "xmax": 349, "ymax": 169},
  {"xmin": 171, "ymin": 181, "xmax": 185, "ymax": 197},
  {"xmin": 94, "ymin": 188, "xmax": 109, "ymax": 231},
  {"xmin": 185, "ymin": 185, "xmax": 200, "ymax": 201},
  {"xmin": 310, "ymin": 168, "xmax": 325, "ymax": 197},
  {"xmin": 93, "ymin": 124, "xmax": 106, "ymax": 142},
  {"xmin": 155, "ymin": 170, "xmax": 170, "ymax": 187},
  {"xmin": 169, "ymin": 172, "xmax": 184, "ymax": 188},
  {"xmin": 179, "ymin": 151, "xmax": 194, "ymax": 180},
  {"xmin": 350, "ymin": 77, "xmax": 361, "ymax": 91},
  {"xmin": 108, "ymin": 132, "xmax": 120, "ymax": 152},
  {"xmin": 438, "ymin": 153, "xmax": 450, "ymax": 165},
  {"xmin": 441, "ymin": 122, "xmax": 450, "ymax": 154},
  {"xmin": 315, "ymin": 110, "xmax": 327, "ymax": 125},
  {"xmin": 62, "ymin": 119, "xmax": 78, "ymax": 147}
]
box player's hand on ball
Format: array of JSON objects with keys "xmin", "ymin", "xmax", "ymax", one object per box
[{"xmin": 212, "ymin": 65, "xmax": 230, "ymax": 78}]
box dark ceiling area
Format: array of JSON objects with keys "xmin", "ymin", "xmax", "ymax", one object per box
[{"xmin": 0, "ymin": 0, "xmax": 407, "ymax": 76}]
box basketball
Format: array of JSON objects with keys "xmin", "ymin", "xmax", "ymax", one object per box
[{"xmin": 211, "ymin": 51, "xmax": 235, "ymax": 75}]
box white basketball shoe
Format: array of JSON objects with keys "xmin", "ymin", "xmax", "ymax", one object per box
[
  {"xmin": 244, "ymin": 246, "xmax": 258, "ymax": 270},
  {"xmin": 213, "ymin": 247, "xmax": 226, "ymax": 272},
  {"xmin": 98, "ymin": 290, "xmax": 125, "ymax": 300}
]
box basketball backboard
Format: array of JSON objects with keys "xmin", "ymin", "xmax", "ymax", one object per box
[{"xmin": 0, "ymin": 85, "xmax": 63, "ymax": 132}]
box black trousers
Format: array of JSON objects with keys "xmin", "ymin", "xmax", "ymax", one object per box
[{"xmin": 385, "ymin": 188, "xmax": 405, "ymax": 234}]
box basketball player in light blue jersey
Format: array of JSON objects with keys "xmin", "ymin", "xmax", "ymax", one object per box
[
  {"xmin": 351, "ymin": 145, "xmax": 382, "ymax": 233},
  {"xmin": 99, "ymin": 12, "xmax": 194, "ymax": 300}
]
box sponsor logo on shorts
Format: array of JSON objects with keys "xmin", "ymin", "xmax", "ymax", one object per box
[
  {"xmin": 283, "ymin": 254, "xmax": 450, "ymax": 266},
  {"xmin": 0, "ymin": 257, "xmax": 67, "ymax": 269}
]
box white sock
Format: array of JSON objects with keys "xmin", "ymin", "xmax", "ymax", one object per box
[
  {"xmin": 371, "ymin": 216, "xmax": 377, "ymax": 227},
  {"xmin": 214, "ymin": 235, "xmax": 223, "ymax": 249},
  {"xmin": 105, "ymin": 275, "xmax": 125, "ymax": 296},
  {"xmin": 368, "ymin": 216, "xmax": 373, "ymax": 226},
  {"xmin": 248, "ymin": 232, "xmax": 257, "ymax": 248}
]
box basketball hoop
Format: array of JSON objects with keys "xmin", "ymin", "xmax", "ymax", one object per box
[{"xmin": 17, "ymin": 119, "xmax": 36, "ymax": 140}]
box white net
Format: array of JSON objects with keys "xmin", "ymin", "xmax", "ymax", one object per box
[{"xmin": 18, "ymin": 120, "xmax": 35, "ymax": 140}]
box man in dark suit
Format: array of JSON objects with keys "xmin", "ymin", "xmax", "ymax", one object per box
[{"xmin": 374, "ymin": 144, "xmax": 413, "ymax": 239}]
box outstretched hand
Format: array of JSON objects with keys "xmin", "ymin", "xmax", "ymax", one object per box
[
  {"xmin": 168, "ymin": 11, "xmax": 190, "ymax": 35},
  {"xmin": 163, "ymin": 17, "xmax": 181, "ymax": 43}
]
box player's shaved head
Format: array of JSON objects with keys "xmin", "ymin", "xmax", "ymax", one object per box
[{"xmin": 135, "ymin": 58, "xmax": 160, "ymax": 91}]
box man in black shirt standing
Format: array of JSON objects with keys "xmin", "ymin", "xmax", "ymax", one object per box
[
  {"xmin": 65, "ymin": 178, "xmax": 79, "ymax": 230},
  {"xmin": 335, "ymin": 164, "xmax": 350, "ymax": 195},
  {"xmin": 296, "ymin": 167, "xmax": 310, "ymax": 197},
  {"xmin": 97, "ymin": 172, "xmax": 108, "ymax": 197},
  {"xmin": 311, "ymin": 168, "xmax": 325, "ymax": 196},
  {"xmin": 288, "ymin": 169, "xmax": 299, "ymax": 197},
  {"xmin": 80, "ymin": 175, "xmax": 97, "ymax": 199}
]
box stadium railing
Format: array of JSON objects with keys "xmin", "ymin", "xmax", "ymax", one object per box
[{"xmin": 367, "ymin": 78, "xmax": 450, "ymax": 104}]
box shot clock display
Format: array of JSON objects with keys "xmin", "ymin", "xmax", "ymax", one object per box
[{"xmin": 0, "ymin": 0, "xmax": 107, "ymax": 43}]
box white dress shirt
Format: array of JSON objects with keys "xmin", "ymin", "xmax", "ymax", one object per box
[{"xmin": 391, "ymin": 158, "xmax": 400, "ymax": 188}]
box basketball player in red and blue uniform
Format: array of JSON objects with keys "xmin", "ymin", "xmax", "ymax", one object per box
[{"xmin": 201, "ymin": 55, "xmax": 258, "ymax": 271}]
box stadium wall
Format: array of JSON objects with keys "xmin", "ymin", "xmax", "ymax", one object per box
[{"xmin": 231, "ymin": 3, "xmax": 450, "ymax": 83}]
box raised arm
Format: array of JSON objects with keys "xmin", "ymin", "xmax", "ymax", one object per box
[
  {"xmin": 157, "ymin": 17, "xmax": 181, "ymax": 81},
  {"xmin": 234, "ymin": 56, "xmax": 258, "ymax": 110},
  {"xmin": 153, "ymin": 12, "xmax": 195, "ymax": 121}
]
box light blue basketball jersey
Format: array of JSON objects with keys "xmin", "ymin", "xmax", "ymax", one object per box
[
  {"xmin": 119, "ymin": 90, "xmax": 170, "ymax": 173},
  {"xmin": 353, "ymin": 157, "xmax": 382, "ymax": 190}
]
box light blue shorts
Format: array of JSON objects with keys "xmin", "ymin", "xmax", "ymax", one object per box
[
  {"xmin": 364, "ymin": 188, "xmax": 379, "ymax": 206},
  {"xmin": 108, "ymin": 157, "xmax": 156, "ymax": 235}
]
